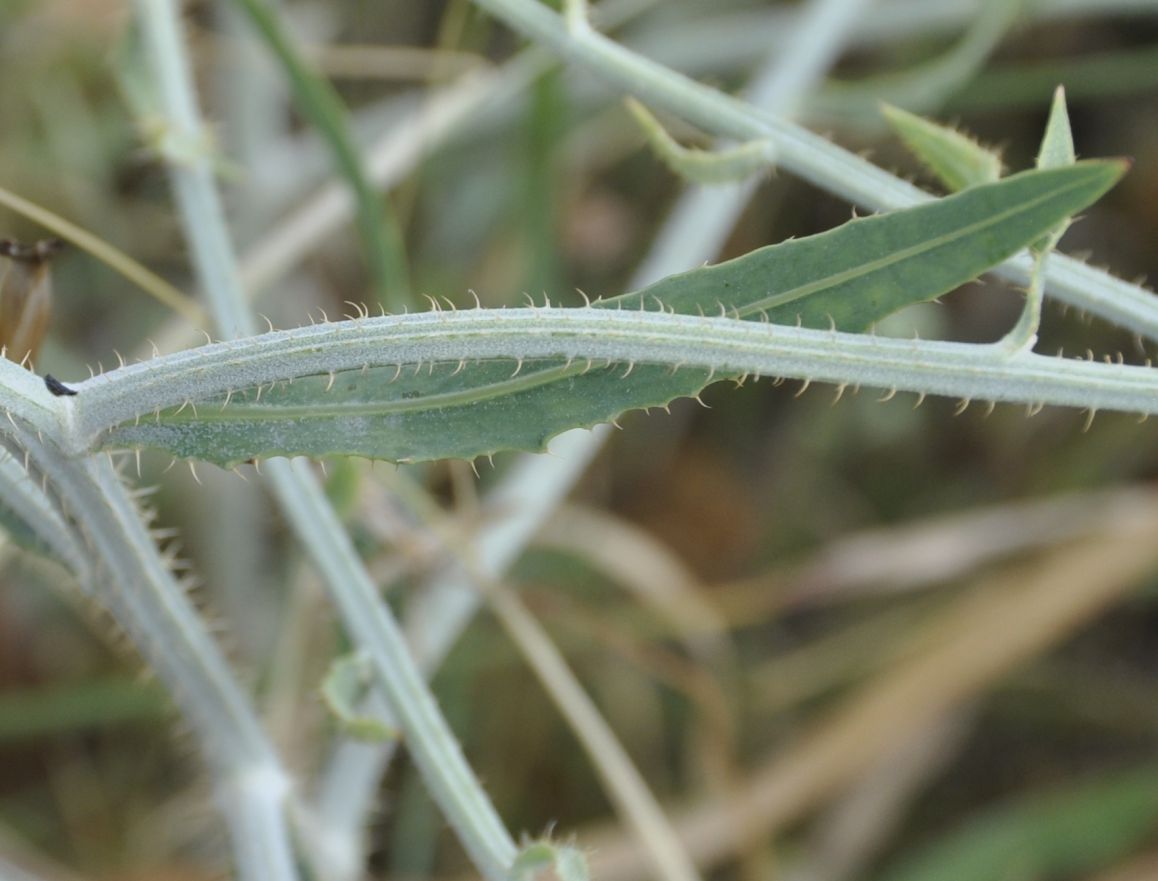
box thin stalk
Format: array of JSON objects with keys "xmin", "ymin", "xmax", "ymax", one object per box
[
  {"xmin": 0, "ymin": 184, "xmax": 205, "ymax": 325},
  {"xmin": 372, "ymin": 467, "xmax": 702, "ymax": 881},
  {"xmin": 488, "ymin": 584, "xmax": 702, "ymax": 881},
  {"xmin": 0, "ymin": 451, "xmax": 88, "ymax": 579}
]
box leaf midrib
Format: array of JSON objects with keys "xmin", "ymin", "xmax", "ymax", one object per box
[{"xmin": 738, "ymin": 172, "xmax": 1092, "ymax": 316}]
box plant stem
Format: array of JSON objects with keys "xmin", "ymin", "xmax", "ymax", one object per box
[
  {"xmin": 62, "ymin": 307, "xmax": 1158, "ymax": 450},
  {"xmin": 0, "ymin": 422, "xmax": 297, "ymax": 881},
  {"xmin": 132, "ymin": 0, "xmax": 520, "ymax": 876},
  {"xmin": 266, "ymin": 458, "xmax": 518, "ymax": 880}
]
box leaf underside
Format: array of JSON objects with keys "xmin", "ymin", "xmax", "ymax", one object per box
[{"xmin": 102, "ymin": 162, "xmax": 1124, "ymax": 466}]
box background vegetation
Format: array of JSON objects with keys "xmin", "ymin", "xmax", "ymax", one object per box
[{"xmin": 1, "ymin": 1, "xmax": 1157, "ymax": 880}]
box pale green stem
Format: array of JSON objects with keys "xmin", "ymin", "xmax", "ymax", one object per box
[
  {"xmin": 265, "ymin": 458, "xmax": 518, "ymax": 880},
  {"xmin": 59, "ymin": 308, "xmax": 1158, "ymax": 449},
  {"xmin": 0, "ymin": 422, "xmax": 296, "ymax": 881},
  {"xmin": 131, "ymin": 0, "xmax": 520, "ymax": 877},
  {"xmin": 0, "ymin": 450, "xmax": 88, "ymax": 578},
  {"xmin": 312, "ymin": 427, "xmax": 607, "ymax": 880},
  {"xmin": 1001, "ymin": 249, "xmax": 1049, "ymax": 353}
]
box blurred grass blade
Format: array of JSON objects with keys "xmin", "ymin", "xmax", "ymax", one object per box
[
  {"xmin": 100, "ymin": 161, "xmax": 1125, "ymax": 465},
  {"xmin": 0, "ymin": 678, "xmax": 169, "ymax": 741},
  {"xmin": 871, "ymin": 766, "xmax": 1158, "ymax": 881},
  {"xmin": 811, "ymin": 0, "xmax": 1021, "ymax": 127}
]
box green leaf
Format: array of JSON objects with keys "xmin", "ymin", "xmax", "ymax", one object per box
[
  {"xmin": 871, "ymin": 765, "xmax": 1158, "ymax": 881},
  {"xmin": 1033, "ymin": 85, "xmax": 1077, "ymax": 254},
  {"xmin": 883, "ymin": 103, "xmax": 1004, "ymax": 192},
  {"xmin": 613, "ymin": 161, "xmax": 1122, "ymax": 333},
  {"xmin": 101, "ymin": 161, "xmax": 1125, "ymax": 465},
  {"xmin": 1037, "ymin": 86, "xmax": 1076, "ymax": 173}
]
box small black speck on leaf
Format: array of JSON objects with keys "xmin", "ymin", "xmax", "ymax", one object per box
[{"xmin": 44, "ymin": 374, "xmax": 78, "ymax": 397}]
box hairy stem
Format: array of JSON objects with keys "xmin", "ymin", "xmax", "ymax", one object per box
[{"xmin": 62, "ymin": 308, "xmax": 1158, "ymax": 452}]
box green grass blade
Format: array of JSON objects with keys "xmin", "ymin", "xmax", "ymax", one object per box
[
  {"xmin": 871, "ymin": 765, "xmax": 1158, "ymax": 881},
  {"xmin": 100, "ymin": 161, "xmax": 1124, "ymax": 465}
]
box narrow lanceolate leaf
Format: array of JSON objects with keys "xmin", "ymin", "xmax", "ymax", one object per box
[
  {"xmin": 610, "ymin": 161, "xmax": 1122, "ymax": 333},
  {"xmin": 1033, "ymin": 85, "xmax": 1077, "ymax": 254},
  {"xmin": 883, "ymin": 103, "xmax": 1003, "ymax": 192},
  {"xmin": 99, "ymin": 161, "xmax": 1124, "ymax": 465}
]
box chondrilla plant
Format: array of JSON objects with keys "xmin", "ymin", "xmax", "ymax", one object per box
[{"xmin": 0, "ymin": 2, "xmax": 1156, "ymax": 881}]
